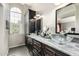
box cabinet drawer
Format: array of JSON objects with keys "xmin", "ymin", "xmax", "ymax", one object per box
[
  {"xmin": 45, "ymin": 45, "xmax": 55, "ymax": 53},
  {"xmin": 33, "ymin": 39, "xmax": 41, "ymax": 47},
  {"xmin": 44, "ymin": 49, "xmax": 55, "ymax": 56},
  {"xmin": 33, "ymin": 45, "xmax": 41, "ymax": 52},
  {"xmin": 44, "ymin": 45, "xmax": 55, "ymax": 56},
  {"xmin": 55, "ymin": 50, "xmax": 69, "ymax": 56},
  {"xmin": 33, "ymin": 49, "xmax": 41, "ymax": 56}
]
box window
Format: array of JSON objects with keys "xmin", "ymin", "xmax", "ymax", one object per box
[{"xmin": 10, "ymin": 7, "xmax": 22, "ymax": 34}]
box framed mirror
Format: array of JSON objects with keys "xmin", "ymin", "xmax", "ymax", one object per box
[{"xmin": 56, "ymin": 3, "xmax": 79, "ymax": 35}]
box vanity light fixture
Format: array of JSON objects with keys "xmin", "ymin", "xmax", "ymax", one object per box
[
  {"xmin": 34, "ymin": 14, "xmax": 42, "ymax": 20},
  {"xmin": 30, "ymin": 19, "xmax": 35, "ymax": 21}
]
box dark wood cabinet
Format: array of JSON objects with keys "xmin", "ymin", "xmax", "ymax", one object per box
[
  {"xmin": 25, "ymin": 36, "xmax": 33, "ymax": 55},
  {"xmin": 32, "ymin": 39, "xmax": 42, "ymax": 56},
  {"xmin": 55, "ymin": 50, "xmax": 69, "ymax": 56},
  {"xmin": 44, "ymin": 45, "xmax": 55, "ymax": 56},
  {"xmin": 25, "ymin": 37, "xmax": 42, "ymax": 56},
  {"xmin": 25, "ymin": 36, "xmax": 69, "ymax": 56},
  {"xmin": 43, "ymin": 44, "xmax": 69, "ymax": 56}
]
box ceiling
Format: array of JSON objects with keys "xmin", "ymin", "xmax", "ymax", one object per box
[{"xmin": 25, "ymin": 3, "xmax": 62, "ymax": 14}]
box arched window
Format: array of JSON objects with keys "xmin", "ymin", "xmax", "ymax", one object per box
[
  {"xmin": 11, "ymin": 7, "xmax": 21, "ymax": 13},
  {"xmin": 10, "ymin": 7, "xmax": 22, "ymax": 34}
]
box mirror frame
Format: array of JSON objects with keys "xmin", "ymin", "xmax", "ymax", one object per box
[{"xmin": 55, "ymin": 3, "xmax": 79, "ymax": 35}]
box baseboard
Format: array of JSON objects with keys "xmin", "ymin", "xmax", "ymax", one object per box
[{"xmin": 9, "ymin": 43, "xmax": 25, "ymax": 48}]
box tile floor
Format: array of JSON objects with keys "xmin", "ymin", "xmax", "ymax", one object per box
[{"xmin": 8, "ymin": 45, "xmax": 31, "ymax": 56}]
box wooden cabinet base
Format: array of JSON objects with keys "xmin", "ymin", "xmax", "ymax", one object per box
[{"xmin": 25, "ymin": 36, "xmax": 69, "ymax": 56}]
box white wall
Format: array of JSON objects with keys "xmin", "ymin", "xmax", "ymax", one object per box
[
  {"xmin": 0, "ymin": 4, "xmax": 5, "ymax": 56},
  {"xmin": 42, "ymin": 10, "xmax": 55, "ymax": 33},
  {"xmin": 0, "ymin": 4, "xmax": 9, "ymax": 56}
]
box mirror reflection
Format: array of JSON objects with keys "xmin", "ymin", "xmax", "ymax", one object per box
[{"xmin": 56, "ymin": 3, "xmax": 79, "ymax": 34}]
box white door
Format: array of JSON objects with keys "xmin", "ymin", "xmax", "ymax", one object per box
[{"xmin": 9, "ymin": 7, "xmax": 25, "ymax": 48}]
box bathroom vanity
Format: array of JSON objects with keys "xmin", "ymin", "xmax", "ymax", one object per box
[
  {"xmin": 25, "ymin": 34, "xmax": 79, "ymax": 56},
  {"xmin": 25, "ymin": 34, "xmax": 69, "ymax": 56}
]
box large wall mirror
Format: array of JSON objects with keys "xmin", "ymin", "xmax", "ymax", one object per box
[{"xmin": 56, "ymin": 3, "xmax": 79, "ymax": 35}]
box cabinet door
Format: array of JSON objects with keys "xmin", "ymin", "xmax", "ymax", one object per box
[
  {"xmin": 25, "ymin": 36, "xmax": 28, "ymax": 46},
  {"xmin": 55, "ymin": 50, "xmax": 69, "ymax": 56},
  {"xmin": 27, "ymin": 37, "xmax": 33, "ymax": 50},
  {"xmin": 32, "ymin": 39, "xmax": 42, "ymax": 56},
  {"xmin": 33, "ymin": 39, "xmax": 41, "ymax": 48},
  {"xmin": 44, "ymin": 45, "xmax": 55, "ymax": 56},
  {"xmin": 32, "ymin": 49, "xmax": 41, "ymax": 56},
  {"xmin": 25, "ymin": 37, "xmax": 33, "ymax": 55}
]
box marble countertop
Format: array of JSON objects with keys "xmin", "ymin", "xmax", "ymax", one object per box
[{"xmin": 27, "ymin": 34, "xmax": 79, "ymax": 56}]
